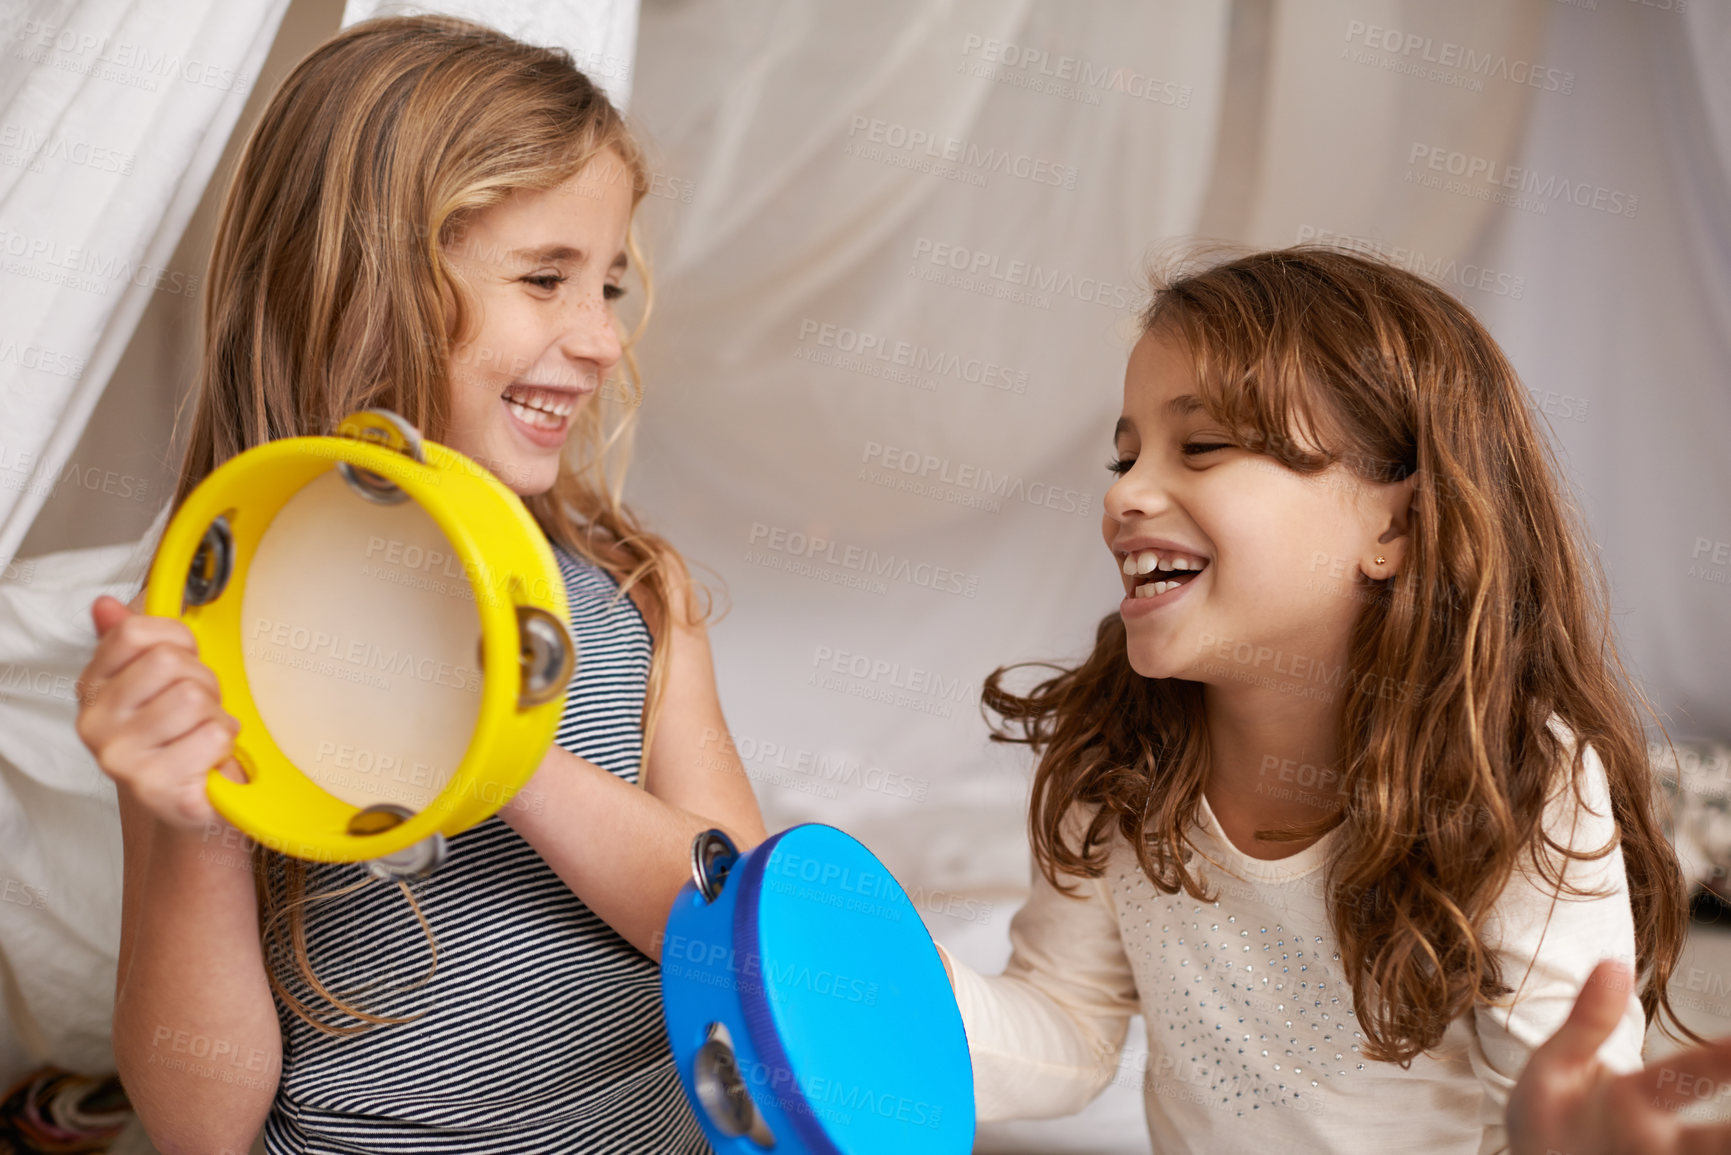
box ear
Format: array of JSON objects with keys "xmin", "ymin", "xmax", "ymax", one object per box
[{"xmin": 1362, "ymin": 471, "xmax": 1417, "ymax": 580}]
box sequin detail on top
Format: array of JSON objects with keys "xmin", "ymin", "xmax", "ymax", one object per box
[{"xmin": 1114, "ymin": 854, "xmax": 1363, "ymax": 1120}]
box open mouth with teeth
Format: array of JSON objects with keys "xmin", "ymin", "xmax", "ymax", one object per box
[
  {"xmin": 501, "ymin": 382, "xmax": 579, "ymax": 431},
  {"xmin": 1121, "ymin": 548, "xmax": 1209, "ymax": 599}
]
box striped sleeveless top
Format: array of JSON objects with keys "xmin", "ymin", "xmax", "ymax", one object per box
[{"xmin": 262, "ymin": 543, "xmax": 712, "ymax": 1154}]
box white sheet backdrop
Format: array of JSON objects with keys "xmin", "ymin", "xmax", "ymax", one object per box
[
  {"xmin": 620, "ymin": 0, "xmax": 1731, "ymax": 893},
  {"xmin": 619, "ymin": 3, "xmax": 1731, "ymax": 1147}
]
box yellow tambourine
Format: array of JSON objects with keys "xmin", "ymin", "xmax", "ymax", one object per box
[{"xmin": 144, "ymin": 409, "xmax": 576, "ymax": 874}]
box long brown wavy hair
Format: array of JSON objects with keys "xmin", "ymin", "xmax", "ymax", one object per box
[
  {"xmin": 982, "ymin": 245, "xmax": 1696, "ymax": 1064},
  {"xmin": 154, "ymin": 14, "xmax": 701, "ymax": 1035}
]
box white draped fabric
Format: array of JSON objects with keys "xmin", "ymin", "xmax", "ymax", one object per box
[
  {"xmin": 0, "ymin": 0, "xmax": 290, "ymax": 1087},
  {"xmin": 0, "ymin": 0, "xmax": 635, "ymax": 1091},
  {"xmin": 0, "ymin": 0, "xmax": 291, "ymax": 573},
  {"xmin": 620, "ymin": 3, "xmax": 1730, "ymax": 1147}
]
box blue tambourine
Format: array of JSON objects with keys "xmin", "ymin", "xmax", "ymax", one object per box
[{"xmin": 660, "ymin": 824, "xmax": 974, "ymax": 1153}]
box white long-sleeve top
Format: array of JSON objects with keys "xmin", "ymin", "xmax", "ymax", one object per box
[{"xmin": 938, "ymin": 719, "xmax": 1646, "ymax": 1154}]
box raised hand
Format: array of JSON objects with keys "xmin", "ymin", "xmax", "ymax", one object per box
[{"xmin": 1509, "ymin": 958, "xmax": 1731, "ymax": 1154}]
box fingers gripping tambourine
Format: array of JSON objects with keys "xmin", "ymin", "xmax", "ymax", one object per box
[
  {"xmin": 143, "ymin": 408, "xmax": 576, "ymax": 876},
  {"xmin": 661, "ymin": 824, "xmax": 975, "ymax": 1154}
]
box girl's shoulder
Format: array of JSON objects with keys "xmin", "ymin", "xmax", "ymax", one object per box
[
  {"xmin": 1531, "ymin": 711, "xmax": 1619, "ymax": 860},
  {"xmin": 1053, "ymin": 798, "xmax": 1137, "ymax": 871},
  {"xmin": 549, "ymin": 537, "xmax": 621, "ymax": 589},
  {"xmin": 548, "ymin": 537, "xmax": 657, "ymax": 642}
]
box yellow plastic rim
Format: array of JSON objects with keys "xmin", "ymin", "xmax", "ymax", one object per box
[{"xmin": 142, "ymin": 410, "xmax": 574, "ymax": 863}]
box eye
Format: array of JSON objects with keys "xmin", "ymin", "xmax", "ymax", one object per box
[
  {"xmin": 523, "ymin": 273, "xmax": 565, "ymax": 290},
  {"xmin": 1181, "ymin": 441, "xmax": 1231, "ymax": 456},
  {"xmin": 603, "ymin": 283, "xmax": 625, "ymax": 301},
  {"xmin": 1106, "ymin": 456, "xmax": 1135, "ymax": 476}
]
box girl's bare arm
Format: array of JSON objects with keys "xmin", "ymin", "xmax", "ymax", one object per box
[
  {"xmin": 502, "ymin": 743, "xmax": 762, "ymax": 959},
  {"xmin": 82, "ymin": 592, "xmax": 282, "ymax": 1151},
  {"xmin": 112, "ymin": 791, "xmax": 281, "ymax": 1153},
  {"xmin": 501, "ymin": 557, "xmax": 768, "ymax": 959}
]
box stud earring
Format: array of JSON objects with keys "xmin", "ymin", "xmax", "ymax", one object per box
[{"xmin": 1374, "ymin": 556, "xmax": 1385, "ymax": 566}]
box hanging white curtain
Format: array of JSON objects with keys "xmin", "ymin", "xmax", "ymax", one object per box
[
  {"xmin": 0, "ymin": 0, "xmax": 292, "ymax": 574},
  {"xmin": 0, "ymin": 0, "xmax": 292, "ymax": 1087},
  {"xmin": 0, "ymin": 0, "xmax": 639, "ymax": 1092}
]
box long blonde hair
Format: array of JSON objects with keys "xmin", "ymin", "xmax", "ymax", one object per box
[
  {"xmin": 161, "ymin": 13, "xmax": 698, "ymax": 1035},
  {"xmin": 984, "ymin": 245, "xmax": 1696, "ymax": 1063}
]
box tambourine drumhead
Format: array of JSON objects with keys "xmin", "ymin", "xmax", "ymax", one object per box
[
  {"xmin": 242, "ymin": 467, "xmax": 481, "ymax": 816},
  {"xmin": 145, "ymin": 409, "xmax": 575, "ymax": 866}
]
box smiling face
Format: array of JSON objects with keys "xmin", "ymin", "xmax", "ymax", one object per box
[
  {"xmin": 1104, "ymin": 325, "xmax": 1412, "ymax": 686},
  {"xmin": 438, "ymin": 149, "xmax": 635, "ymax": 496}
]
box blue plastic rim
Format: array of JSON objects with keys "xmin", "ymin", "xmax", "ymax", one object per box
[{"xmin": 660, "ymin": 824, "xmax": 975, "ymax": 1154}]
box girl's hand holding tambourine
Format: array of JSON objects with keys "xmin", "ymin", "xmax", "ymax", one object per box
[{"xmin": 76, "ymin": 593, "xmax": 248, "ymax": 830}]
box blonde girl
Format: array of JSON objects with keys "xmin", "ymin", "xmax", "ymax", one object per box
[
  {"xmin": 72, "ymin": 15, "xmax": 763, "ymax": 1152},
  {"xmin": 940, "ymin": 246, "xmax": 1697, "ymax": 1153}
]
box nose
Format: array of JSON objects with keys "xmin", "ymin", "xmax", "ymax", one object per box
[
  {"xmin": 1103, "ymin": 460, "xmax": 1172, "ymax": 524},
  {"xmin": 560, "ymin": 294, "xmax": 624, "ymax": 386}
]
